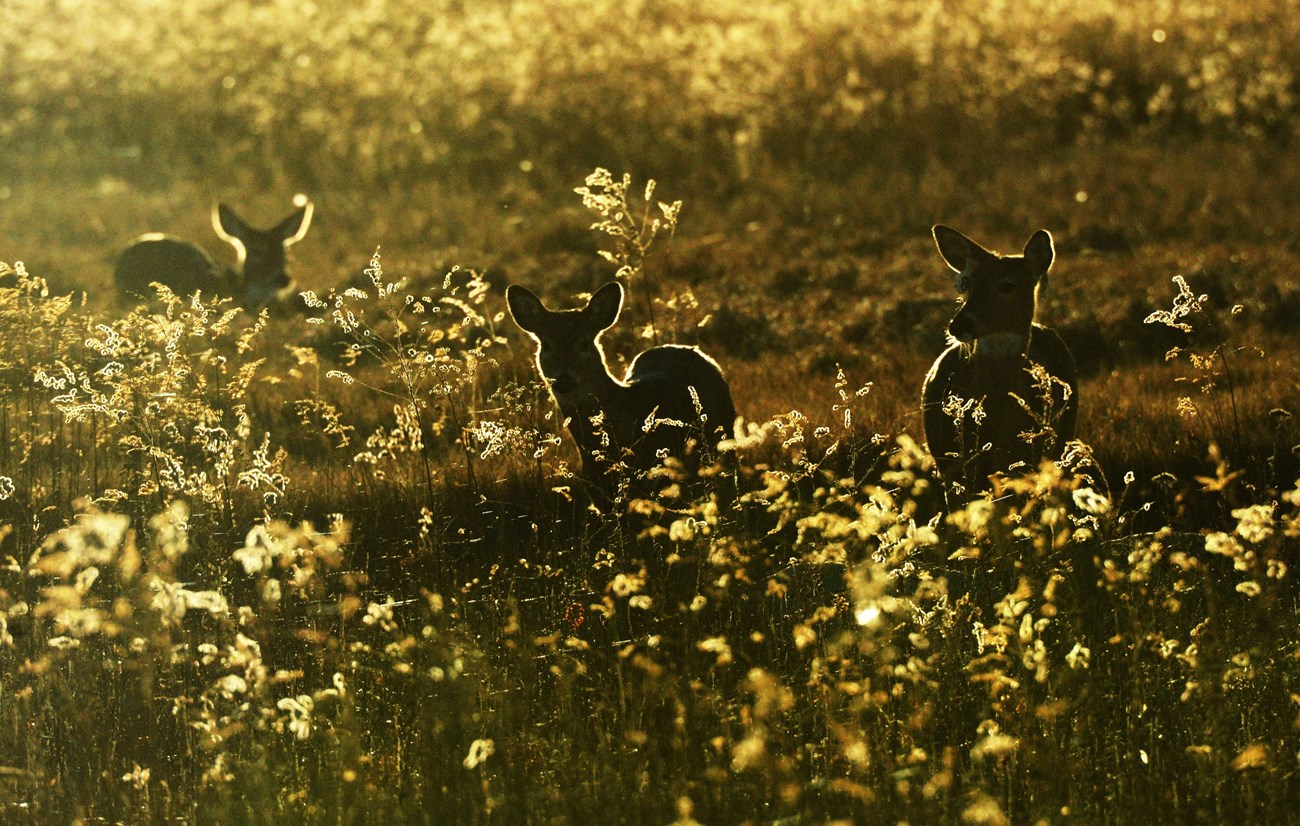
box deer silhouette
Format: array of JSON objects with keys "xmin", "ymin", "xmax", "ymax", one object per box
[
  {"xmin": 115, "ymin": 197, "xmax": 313, "ymax": 310},
  {"xmin": 922, "ymin": 225, "xmax": 1078, "ymax": 502},
  {"xmin": 507, "ymin": 281, "xmax": 737, "ymax": 487}
]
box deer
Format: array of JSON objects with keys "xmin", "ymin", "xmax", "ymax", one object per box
[
  {"xmin": 506, "ymin": 280, "xmax": 737, "ymax": 489},
  {"xmin": 922, "ymin": 225, "xmax": 1079, "ymax": 503},
  {"xmin": 115, "ymin": 197, "xmax": 313, "ymax": 311}
]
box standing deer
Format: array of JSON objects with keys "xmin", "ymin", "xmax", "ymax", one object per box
[
  {"xmin": 922, "ymin": 225, "xmax": 1078, "ymax": 502},
  {"xmin": 115, "ymin": 197, "xmax": 313, "ymax": 310},
  {"xmin": 506, "ymin": 281, "xmax": 737, "ymax": 486}
]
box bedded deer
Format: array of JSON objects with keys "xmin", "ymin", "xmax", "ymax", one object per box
[
  {"xmin": 922, "ymin": 225, "xmax": 1078, "ymax": 502},
  {"xmin": 506, "ymin": 281, "xmax": 737, "ymax": 486},
  {"xmin": 115, "ymin": 197, "xmax": 313, "ymax": 310}
]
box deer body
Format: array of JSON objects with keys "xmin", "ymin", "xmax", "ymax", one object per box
[
  {"xmin": 507, "ymin": 281, "xmax": 736, "ymax": 482},
  {"xmin": 922, "ymin": 226, "xmax": 1078, "ymax": 498},
  {"xmin": 115, "ymin": 198, "xmax": 313, "ymax": 310}
]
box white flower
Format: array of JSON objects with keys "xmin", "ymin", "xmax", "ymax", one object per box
[
  {"xmin": 277, "ymin": 695, "xmax": 314, "ymax": 740},
  {"xmin": 463, "ymin": 738, "xmax": 495, "ymax": 769},
  {"xmin": 235, "ymin": 524, "xmax": 276, "ymax": 575},
  {"xmin": 184, "ymin": 589, "xmax": 229, "ymax": 616},
  {"xmin": 1232, "ymin": 504, "xmax": 1275, "ymax": 544},
  {"xmin": 1066, "ymin": 643, "xmax": 1091, "ymax": 670},
  {"xmin": 362, "ymin": 598, "xmax": 398, "ymax": 631},
  {"xmin": 217, "ymin": 674, "xmax": 248, "ymax": 695},
  {"xmin": 74, "ymin": 566, "xmax": 100, "ymax": 595},
  {"xmin": 1072, "ymin": 487, "xmax": 1111, "ymax": 515},
  {"xmin": 121, "ymin": 763, "xmax": 151, "ymax": 790},
  {"xmin": 262, "ymin": 578, "xmax": 282, "ymax": 605}
]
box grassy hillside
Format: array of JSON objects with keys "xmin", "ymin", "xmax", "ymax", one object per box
[{"xmin": 1, "ymin": 0, "xmax": 1299, "ymax": 823}]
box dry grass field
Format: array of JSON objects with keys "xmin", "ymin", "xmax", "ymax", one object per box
[{"xmin": 1, "ymin": 1, "xmax": 1299, "ymax": 823}]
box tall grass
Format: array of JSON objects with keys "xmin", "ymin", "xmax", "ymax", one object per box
[
  {"xmin": 4, "ymin": 0, "xmax": 1297, "ymax": 193},
  {"xmin": 2, "ymin": 158, "xmax": 1299, "ymax": 820}
]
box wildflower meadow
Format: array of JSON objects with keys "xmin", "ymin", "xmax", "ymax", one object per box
[{"xmin": 1, "ymin": 1, "xmax": 1299, "ymax": 823}]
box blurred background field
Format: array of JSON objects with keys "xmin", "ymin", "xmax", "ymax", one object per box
[{"xmin": 2, "ymin": 0, "xmax": 1300, "ymax": 823}]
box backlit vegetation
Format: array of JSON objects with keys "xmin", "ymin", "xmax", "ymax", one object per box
[
  {"xmin": 2, "ymin": 1, "xmax": 1299, "ymax": 823},
  {"xmin": 6, "ymin": 0, "xmax": 1298, "ymax": 191}
]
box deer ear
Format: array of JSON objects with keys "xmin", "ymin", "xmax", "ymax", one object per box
[
  {"xmin": 932, "ymin": 225, "xmax": 977, "ymax": 273},
  {"xmin": 934, "ymin": 225, "xmax": 991, "ymax": 293},
  {"xmin": 213, "ymin": 203, "xmax": 249, "ymax": 243},
  {"xmin": 585, "ymin": 281, "xmax": 624, "ymax": 331},
  {"xmin": 506, "ymin": 285, "xmax": 548, "ymax": 335},
  {"xmin": 1023, "ymin": 230, "xmax": 1055, "ymax": 277},
  {"xmin": 276, "ymin": 197, "xmax": 314, "ymax": 245}
]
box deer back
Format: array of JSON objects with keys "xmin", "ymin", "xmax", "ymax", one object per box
[{"xmin": 114, "ymin": 235, "xmax": 227, "ymax": 301}]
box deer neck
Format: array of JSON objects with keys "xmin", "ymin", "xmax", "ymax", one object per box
[
  {"xmin": 556, "ymin": 367, "xmax": 636, "ymax": 465},
  {"xmin": 971, "ymin": 330, "xmax": 1031, "ymax": 361},
  {"xmin": 554, "ymin": 365, "xmax": 626, "ymax": 422}
]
